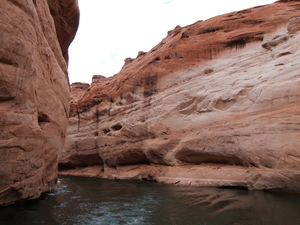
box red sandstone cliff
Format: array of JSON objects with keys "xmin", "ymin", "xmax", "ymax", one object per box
[
  {"xmin": 0, "ymin": 0, "xmax": 79, "ymax": 206},
  {"xmin": 60, "ymin": 1, "xmax": 300, "ymax": 192}
]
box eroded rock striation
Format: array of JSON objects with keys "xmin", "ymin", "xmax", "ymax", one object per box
[
  {"xmin": 60, "ymin": 1, "xmax": 300, "ymax": 192},
  {"xmin": 0, "ymin": 0, "xmax": 79, "ymax": 206}
]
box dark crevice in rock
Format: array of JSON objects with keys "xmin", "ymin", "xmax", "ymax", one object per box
[
  {"xmin": 223, "ymin": 16, "xmax": 246, "ymax": 22},
  {"xmin": 0, "ymin": 57, "xmax": 18, "ymax": 66},
  {"xmin": 175, "ymin": 150, "xmax": 251, "ymax": 167},
  {"xmin": 104, "ymin": 150, "xmax": 150, "ymax": 167},
  {"xmin": 38, "ymin": 112, "xmax": 50, "ymax": 124},
  {"xmin": 76, "ymin": 105, "xmax": 80, "ymax": 131},
  {"xmin": 58, "ymin": 153, "xmax": 103, "ymax": 170},
  {"xmin": 58, "ymin": 162, "xmax": 75, "ymax": 170},
  {"xmin": 204, "ymin": 68, "xmax": 214, "ymax": 75},
  {"xmin": 262, "ymin": 34, "xmax": 289, "ymax": 50},
  {"xmin": 225, "ymin": 32, "xmax": 265, "ymax": 49},
  {"xmin": 276, "ymin": 51, "xmax": 293, "ymax": 58},
  {"xmin": 181, "ymin": 32, "xmax": 189, "ymax": 39},
  {"xmin": 226, "ymin": 38, "xmax": 246, "ymax": 49},
  {"xmin": 197, "ymin": 26, "xmax": 224, "ymax": 35},
  {"xmin": 0, "ymin": 81, "xmax": 17, "ymax": 102},
  {"xmin": 142, "ymin": 175, "xmax": 157, "ymax": 182},
  {"xmin": 241, "ymin": 19, "xmax": 265, "ymax": 25},
  {"xmin": 111, "ymin": 123, "xmax": 122, "ymax": 131},
  {"xmin": 143, "ymin": 75, "xmax": 157, "ymax": 98},
  {"xmin": 102, "ymin": 128, "xmax": 110, "ymax": 134},
  {"xmin": 145, "ymin": 150, "xmax": 169, "ymax": 165},
  {"xmin": 218, "ymin": 185, "xmax": 249, "ymax": 190}
]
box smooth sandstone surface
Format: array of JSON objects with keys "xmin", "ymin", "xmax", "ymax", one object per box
[
  {"xmin": 60, "ymin": 1, "xmax": 300, "ymax": 192},
  {"xmin": 0, "ymin": 0, "xmax": 79, "ymax": 206}
]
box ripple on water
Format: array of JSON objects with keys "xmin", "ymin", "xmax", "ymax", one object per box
[{"xmin": 1, "ymin": 176, "xmax": 300, "ymax": 225}]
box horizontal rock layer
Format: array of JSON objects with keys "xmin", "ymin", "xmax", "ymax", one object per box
[
  {"xmin": 0, "ymin": 0, "xmax": 79, "ymax": 206},
  {"xmin": 60, "ymin": 1, "xmax": 300, "ymax": 192}
]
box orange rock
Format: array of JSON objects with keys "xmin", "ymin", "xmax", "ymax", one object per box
[
  {"xmin": 61, "ymin": 1, "xmax": 300, "ymax": 192},
  {"xmin": 0, "ymin": 1, "xmax": 79, "ymax": 206}
]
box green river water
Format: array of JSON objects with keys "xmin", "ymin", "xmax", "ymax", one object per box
[{"xmin": 1, "ymin": 175, "xmax": 300, "ymax": 225}]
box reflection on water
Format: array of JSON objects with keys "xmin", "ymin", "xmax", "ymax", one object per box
[{"xmin": 1, "ymin": 176, "xmax": 300, "ymax": 225}]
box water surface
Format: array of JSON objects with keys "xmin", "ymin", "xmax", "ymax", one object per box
[{"xmin": 1, "ymin": 176, "xmax": 300, "ymax": 225}]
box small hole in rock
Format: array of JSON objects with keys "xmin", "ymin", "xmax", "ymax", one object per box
[
  {"xmin": 111, "ymin": 123, "xmax": 122, "ymax": 131},
  {"xmin": 38, "ymin": 112, "xmax": 50, "ymax": 124},
  {"xmin": 103, "ymin": 128, "xmax": 110, "ymax": 134}
]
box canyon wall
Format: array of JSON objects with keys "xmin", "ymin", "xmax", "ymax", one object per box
[
  {"xmin": 60, "ymin": 1, "xmax": 300, "ymax": 192},
  {"xmin": 0, "ymin": 0, "xmax": 79, "ymax": 206}
]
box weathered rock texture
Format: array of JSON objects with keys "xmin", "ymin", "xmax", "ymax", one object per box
[
  {"xmin": 0, "ymin": 0, "xmax": 79, "ymax": 206},
  {"xmin": 60, "ymin": 1, "xmax": 300, "ymax": 192}
]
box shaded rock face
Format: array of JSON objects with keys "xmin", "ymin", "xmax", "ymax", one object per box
[
  {"xmin": 61, "ymin": 2, "xmax": 300, "ymax": 192},
  {"xmin": 0, "ymin": 0, "xmax": 79, "ymax": 206}
]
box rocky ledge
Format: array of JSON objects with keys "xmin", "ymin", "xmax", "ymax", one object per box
[
  {"xmin": 0, "ymin": 0, "xmax": 79, "ymax": 206},
  {"xmin": 60, "ymin": 1, "xmax": 300, "ymax": 192}
]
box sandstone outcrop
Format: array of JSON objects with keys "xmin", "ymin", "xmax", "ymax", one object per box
[
  {"xmin": 60, "ymin": 1, "xmax": 300, "ymax": 192},
  {"xmin": 0, "ymin": 0, "xmax": 79, "ymax": 206}
]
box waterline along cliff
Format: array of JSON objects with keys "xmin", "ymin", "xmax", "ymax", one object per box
[
  {"xmin": 0, "ymin": 0, "xmax": 79, "ymax": 206},
  {"xmin": 60, "ymin": 0, "xmax": 300, "ymax": 192}
]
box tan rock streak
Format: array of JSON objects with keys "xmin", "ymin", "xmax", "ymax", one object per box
[
  {"xmin": 61, "ymin": 1, "xmax": 300, "ymax": 192},
  {"xmin": 0, "ymin": 0, "xmax": 79, "ymax": 206}
]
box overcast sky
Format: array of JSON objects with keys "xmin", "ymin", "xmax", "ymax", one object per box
[{"xmin": 68, "ymin": 0, "xmax": 276, "ymax": 84}]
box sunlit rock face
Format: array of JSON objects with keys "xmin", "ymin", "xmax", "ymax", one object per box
[
  {"xmin": 0, "ymin": 0, "xmax": 79, "ymax": 206},
  {"xmin": 60, "ymin": 1, "xmax": 300, "ymax": 192}
]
